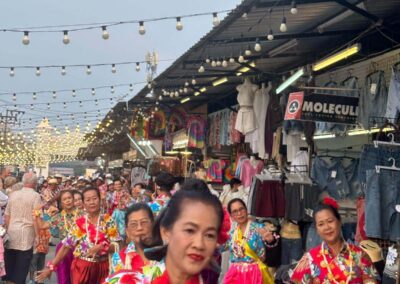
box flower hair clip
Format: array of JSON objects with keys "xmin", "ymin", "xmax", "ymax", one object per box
[{"xmin": 322, "ymin": 197, "xmax": 339, "ymax": 210}]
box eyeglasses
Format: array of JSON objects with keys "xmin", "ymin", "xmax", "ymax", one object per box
[
  {"xmin": 127, "ymin": 218, "xmax": 151, "ymax": 229},
  {"xmin": 231, "ymin": 207, "xmax": 246, "ymax": 216}
]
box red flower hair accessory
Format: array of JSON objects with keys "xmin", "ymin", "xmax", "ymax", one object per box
[
  {"xmin": 217, "ymin": 207, "xmax": 231, "ymax": 245},
  {"xmin": 322, "ymin": 197, "xmax": 339, "ymax": 210}
]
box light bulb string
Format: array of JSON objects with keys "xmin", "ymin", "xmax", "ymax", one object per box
[
  {"xmin": 0, "ymin": 81, "xmax": 146, "ymax": 96},
  {"xmin": 2, "ymin": 10, "xmax": 232, "ymax": 33},
  {"xmin": 2, "ymin": 59, "xmax": 174, "ymax": 70}
]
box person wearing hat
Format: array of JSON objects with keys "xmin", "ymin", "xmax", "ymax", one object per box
[
  {"xmin": 291, "ymin": 198, "xmax": 379, "ymax": 283},
  {"xmin": 147, "ymin": 172, "xmax": 176, "ymax": 216}
]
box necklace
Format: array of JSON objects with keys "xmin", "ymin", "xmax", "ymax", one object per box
[
  {"xmin": 321, "ymin": 242, "xmax": 354, "ymax": 284},
  {"xmin": 85, "ymin": 213, "xmax": 101, "ymax": 247},
  {"xmin": 62, "ymin": 209, "xmax": 77, "ymax": 234}
]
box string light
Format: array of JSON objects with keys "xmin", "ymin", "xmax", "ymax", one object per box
[
  {"xmin": 36, "ymin": 67, "xmax": 41, "ymax": 76},
  {"xmin": 268, "ymin": 9, "xmax": 274, "ymax": 40},
  {"xmin": 129, "ymin": 84, "xmax": 134, "ymax": 92},
  {"xmin": 111, "ymin": 64, "xmax": 117, "ymax": 73},
  {"xmin": 222, "ymin": 59, "xmax": 228, "ymax": 67},
  {"xmin": 86, "ymin": 65, "xmax": 92, "ymax": 75},
  {"xmin": 211, "ymin": 60, "xmax": 217, "ymax": 67},
  {"xmin": 12, "ymin": 93, "xmax": 16, "ymax": 101},
  {"xmin": 102, "ymin": 26, "xmax": 109, "ymax": 40},
  {"xmin": 191, "ymin": 77, "xmax": 196, "ymax": 85},
  {"xmin": 63, "ymin": 102, "xmax": 67, "ymax": 108},
  {"xmin": 229, "ymin": 57, "xmax": 235, "ymax": 63},
  {"xmin": 52, "ymin": 91, "xmax": 57, "ymax": 99},
  {"xmin": 254, "ymin": 39, "xmax": 262, "ymax": 52},
  {"xmin": 111, "ymin": 86, "xmax": 115, "ymax": 93},
  {"xmin": 63, "ymin": 31, "xmax": 70, "ymax": 44},
  {"xmin": 33, "ymin": 93, "xmax": 37, "ymax": 100},
  {"xmin": 238, "ymin": 54, "xmax": 245, "ymax": 63},
  {"xmin": 138, "ymin": 21, "xmax": 146, "ymax": 35},
  {"xmin": 212, "ymin": 13, "xmax": 220, "ymax": 26},
  {"xmin": 176, "ymin": 17, "xmax": 183, "ymax": 31},
  {"xmin": 291, "ymin": 1, "xmax": 298, "ymax": 15},
  {"xmin": 47, "ymin": 103, "xmax": 51, "ymax": 109},
  {"xmin": 91, "ymin": 88, "xmax": 96, "ymax": 96},
  {"xmin": 198, "ymin": 64, "xmax": 205, "ymax": 73},
  {"xmin": 72, "ymin": 90, "xmax": 76, "ymax": 97},
  {"xmin": 22, "ymin": 31, "xmax": 30, "ymax": 45},
  {"xmin": 280, "ymin": 8, "xmax": 288, "ymax": 32},
  {"xmin": 135, "ymin": 62, "xmax": 141, "ymax": 71},
  {"xmin": 61, "ymin": 66, "xmax": 67, "ymax": 75},
  {"xmin": 268, "ymin": 29, "xmax": 274, "ymax": 40},
  {"xmin": 9, "ymin": 67, "xmax": 15, "ymax": 77},
  {"xmin": 245, "ymin": 45, "xmax": 252, "ymax": 56}
]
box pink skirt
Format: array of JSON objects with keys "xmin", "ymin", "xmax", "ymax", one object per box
[{"xmin": 223, "ymin": 262, "xmax": 263, "ymax": 284}]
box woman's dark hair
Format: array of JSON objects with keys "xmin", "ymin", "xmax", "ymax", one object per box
[
  {"xmin": 59, "ymin": 189, "xmax": 73, "ymax": 200},
  {"xmin": 82, "ymin": 187, "xmax": 100, "ymax": 199},
  {"xmin": 133, "ymin": 182, "xmax": 145, "ymax": 188},
  {"xmin": 113, "ymin": 179, "xmax": 122, "ymax": 184},
  {"xmin": 72, "ymin": 190, "xmax": 83, "ymax": 199},
  {"xmin": 155, "ymin": 172, "xmax": 176, "ymax": 192},
  {"xmin": 125, "ymin": 202, "xmax": 154, "ymax": 226},
  {"xmin": 144, "ymin": 188, "xmax": 223, "ymax": 261},
  {"xmin": 229, "ymin": 178, "xmax": 241, "ymax": 188},
  {"xmin": 227, "ymin": 198, "xmax": 247, "ymax": 214},
  {"xmin": 181, "ymin": 178, "xmax": 209, "ymax": 192},
  {"xmin": 313, "ymin": 202, "xmax": 341, "ymax": 222}
]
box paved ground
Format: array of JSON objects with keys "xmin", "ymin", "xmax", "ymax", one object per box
[{"xmin": 26, "ymin": 244, "xmax": 58, "ymax": 284}]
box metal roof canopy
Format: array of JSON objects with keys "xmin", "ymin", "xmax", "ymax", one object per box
[
  {"xmin": 84, "ymin": 0, "xmax": 400, "ymax": 158},
  {"xmin": 128, "ymin": 0, "xmax": 400, "ymax": 107}
]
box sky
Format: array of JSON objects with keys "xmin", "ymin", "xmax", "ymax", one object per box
[{"xmin": 0, "ymin": 0, "xmax": 241, "ymax": 135}]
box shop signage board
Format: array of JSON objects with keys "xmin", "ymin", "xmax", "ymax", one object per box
[{"xmin": 284, "ymin": 91, "xmax": 359, "ymax": 124}]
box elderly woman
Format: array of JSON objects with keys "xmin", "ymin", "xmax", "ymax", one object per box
[
  {"xmin": 4, "ymin": 176, "xmax": 18, "ymax": 196},
  {"xmin": 291, "ymin": 197, "xmax": 380, "ymax": 283}
]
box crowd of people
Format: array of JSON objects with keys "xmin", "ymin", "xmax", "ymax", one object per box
[{"xmin": 0, "ymin": 170, "xmax": 382, "ymax": 284}]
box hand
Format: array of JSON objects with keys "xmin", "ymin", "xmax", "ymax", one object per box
[
  {"xmin": 257, "ymin": 228, "xmax": 274, "ymax": 243},
  {"xmin": 85, "ymin": 244, "xmax": 103, "ymax": 258},
  {"xmin": 34, "ymin": 237, "xmax": 39, "ymax": 247},
  {"xmin": 35, "ymin": 268, "xmax": 52, "ymax": 282}
]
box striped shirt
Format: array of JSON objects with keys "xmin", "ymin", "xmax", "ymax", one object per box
[{"xmin": 5, "ymin": 187, "xmax": 42, "ymax": 250}]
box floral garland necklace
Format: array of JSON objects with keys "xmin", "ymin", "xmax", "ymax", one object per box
[
  {"xmin": 85, "ymin": 214, "xmax": 101, "ymax": 247},
  {"xmin": 321, "ymin": 242, "xmax": 354, "ymax": 284},
  {"xmin": 232, "ymin": 221, "xmax": 250, "ymax": 258},
  {"xmin": 61, "ymin": 209, "xmax": 77, "ymax": 234}
]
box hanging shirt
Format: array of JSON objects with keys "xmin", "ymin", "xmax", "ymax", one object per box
[{"xmin": 240, "ymin": 160, "xmax": 264, "ymax": 188}]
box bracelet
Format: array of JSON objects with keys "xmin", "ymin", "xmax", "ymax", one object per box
[
  {"xmin": 33, "ymin": 209, "xmax": 43, "ymax": 218},
  {"xmin": 46, "ymin": 260, "xmax": 57, "ymax": 272}
]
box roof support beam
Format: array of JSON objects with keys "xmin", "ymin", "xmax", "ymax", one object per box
[
  {"xmin": 333, "ymin": 0, "xmax": 382, "ymax": 24},
  {"xmin": 255, "ymin": 0, "xmax": 334, "ymax": 8}
]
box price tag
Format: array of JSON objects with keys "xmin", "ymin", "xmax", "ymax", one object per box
[
  {"xmin": 370, "ymin": 83, "xmax": 377, "ymax": 95},
  {"xmin": 331, "ymin": 170, "xmax": 337, "ymax": 178}
]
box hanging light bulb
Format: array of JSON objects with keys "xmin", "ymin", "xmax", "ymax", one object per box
[
  {"xmin": 129, "ymin": 84, "xmax": 134, "ymax": 92},
  {"xmin": 95, "ymin": 100, "xmax": 98, "ymax": 106},
  {"xmin": 22, "ymin": 31, "xmax": 30, "ymax": 45},
  {"xmin": 176, "ymin": 17, "xmax": 183, "ymax": 31},
  {"xmin": 242, "ymin": 12, "xmax": 248, "ymax": 19},
  {"xmin": 12, "ymin": 93, "xmax": 16, "ymax": 101},
  {"xmin": 48, "ymin": 103, "xmax": 51, "ymax": 110},
  {"xmin": 102, "ymin": 26, "xmax": 110, "ymax": 40},
  {"xmin": 9, "ymin": 67, "xmax": 15, "ymax": 77},
  {"xmin": 222, "ymin": 59, "xmax": 228, "ymax": 67},
  {"xmin": 254, "ymin": 39, "xmax": 262, "ymax": 52},
  {"xmin": 205, "ymin": 58, "xmax": 211, "ymax": 64},
  {"xmin": 183, "ymin": 87, "xmax": 188, "ymax": 93},
  {"xmin": 280, "ymin": 16, "xmax": 288, "ymax": 32},
  {"xmin": 63, "ymin": 102, "xmax": 67, "ymax": 109},
  {"xmin": 291, "ymin": 1, "xmax": 298, "ymax": 14},
  {"xmin": 79, "ymin": 101, "xmax": 83, "ymax": 107},
  {"xmin": 30, "ymin": 104, "xmax": 34, "ymax": 110},
  {"xmin": 111, "ymin": 64, "xmax": 117, "ymax": 73},
  {"xmin": 211, "ymin": 60, "xmax": 217, "ymax": 67},
  {"xmin": 175, "ymin": 91, "xmax": 179, "ymax": 97},
  {"xmin": 62, "ymin": 31, "xmax": 70, "ymax": 44},
  {"xmin": 192, "ymin": 78, "xmax": 197, "ymax": 85},
  {"xmin": 216, "ymin": 59, "xmax": 222, "ymax": 66},
  {"xmin": 212, "ymin": 13, "xmax": 220, "ymax": 26},
  {"xmin": 52, "ymin": 91, "xmax": 57, "ymax": 99},
  {"xmin": 35, "ymin": 67, "xmax": 41, "ymax": 76},
  {"xmin": 72, "ymin": 90, "xmax": 76, "ymax": 97},
  {"xmin": 61, "ymin": 66, "xmax": 67, "ymax": 75},
  {"xmin": 185, "ymin": 81, "xmax": 189, "ymax": 87},
  {"xmin": 33, "ymin": 92, "xmax": 37, "ymax": 100},
  {"xmin": 238, "ymin": 54, "xmax": 245, "ymax": 63},
  {"xmin": 229, "ymin": 57, "xmax": 235, "ymax": 63},
  {"xmin": 86, "ymin": 65, "xmax": 92, "ymax": 75},
  {"xmin": 91, "ymin": 88, "xmax": 96, "ymax": 96},
  {"xmin": 111, "ymin": 86, "xmax": 115, "ymax": 93},
  {"xmin": 138, "ymin": 21, "xmax": 146, "ymax": 35},
  {"xmin": 245, "ymin": 45, "xmax": 252, "ymax": 56},
  {"xmin": 267, "ymin": 29, "xmax": 274, "ymax": 40},
  {"xmin": 135, "ymin": 62, "xmax": 141, "ymax": 71},
  {"xmin": 198, "ymin": 64, "xmax": 205, "ymax": 73},
  {"xmin": 159, "ymin": 95, "xmax": 163, "ymax": 101}
]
